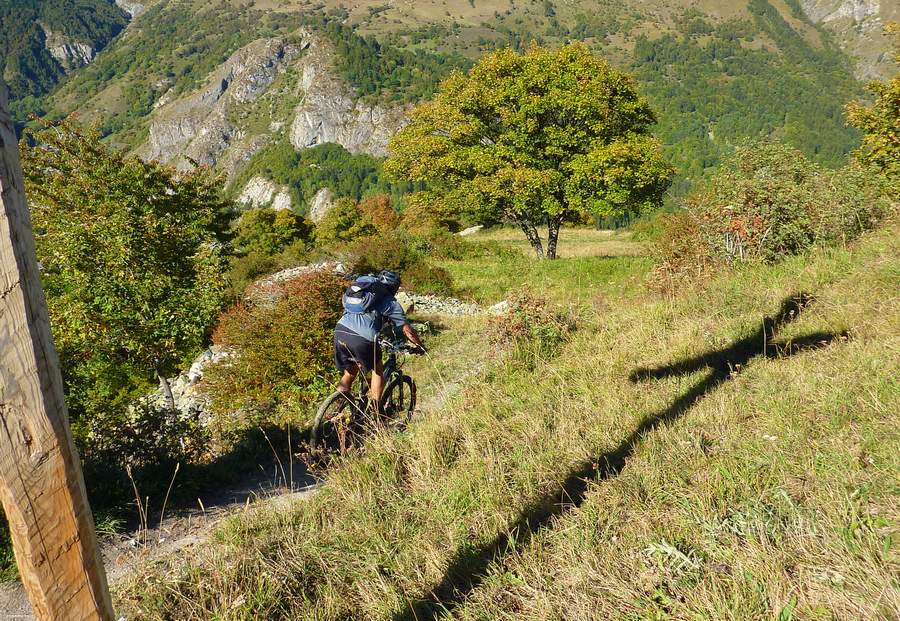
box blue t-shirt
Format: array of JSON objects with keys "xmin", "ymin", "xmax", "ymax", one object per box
[{"xmin": 336, "ymin": 295, "xmax": 409, "ymax": 342}]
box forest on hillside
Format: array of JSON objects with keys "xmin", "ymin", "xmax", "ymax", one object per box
[{"xmin": 1, "ymin": 0, "xmax": 127, "ymax": 121}]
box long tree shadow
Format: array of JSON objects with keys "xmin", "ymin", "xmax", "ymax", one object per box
[{"xmin": 396, "ymin": 293, "xmax": 847, "ymax": 620}]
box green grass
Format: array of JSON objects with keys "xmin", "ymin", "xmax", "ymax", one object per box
[
  {"xmin": 445, "ymin": 228, "xmax": 650, "ymax": 305},
  {"xmin": 116, "ymin": 222, "xmax": 898, "ymax": 620}
]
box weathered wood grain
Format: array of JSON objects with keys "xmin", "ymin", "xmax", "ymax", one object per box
[{"xmin": 0, "ymin": 82, "xmax": 114, "ymax": 619}]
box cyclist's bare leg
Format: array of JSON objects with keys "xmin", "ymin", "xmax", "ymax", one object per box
[
  {"xmin": 338, "ymin": 366, "xmax": 358, "ymax": 393},
  {"xmin": 370, "ymin": 359, "xmax": 385, "ymax": 407}
]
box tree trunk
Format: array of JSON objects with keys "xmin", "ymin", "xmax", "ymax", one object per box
[
  {"xmin": 155, "ymin": 362, "xmax": 175, "ymax": 411},
  {"xmin": 515, "ymin": 216, "xmax": 544, "ymax": 259},
  {"xmin": 546, "ymin": 213, "xmax": 564, "ymax": 260},
  {"xmin": 0, "ymin": 81, "xmax": 115, "ymax": 620}
]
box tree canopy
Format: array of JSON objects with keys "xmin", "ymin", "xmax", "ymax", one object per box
[
  {"xmin": 385, "ymin": 43, "xmax": 673, "ymax": 258},
  {"xmin": 845, "ymin": 23, "xmax": 899, "ymax": 197},
  {"xmin": 21, "ymin": 120, "xmax": 228, "ymax": 422}
]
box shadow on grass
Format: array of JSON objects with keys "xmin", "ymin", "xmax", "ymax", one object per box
[{"xmin": 395, "ymin": 292, "xmax": 848, "ymax": 620}]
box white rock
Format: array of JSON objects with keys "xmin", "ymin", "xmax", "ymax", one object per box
[
  {"xmin": 457, "ymin": 225, "xmax": 484, "ymax": 237},
  {"xmin": 271, "ymin": 189, "xmax": 293, "ymax": 211},
  {"xmin": 394, "ymin": 292, "xmax": 482, "ymax": 316},
  {"xmin": 308, "ymin": 187, "xmax": 335, "ymax": 223},
  {"xmin": 238, "ymin": 176, "xmax": 277, "ymax": 207},
  {"xmin": 487, "ymin": 300, "xmax": 510, "ymax": 315},
  {"xmin": 115, "ymin": 0, "xmax": 145, "ymax": 18},
  {"xmin": 238, "ymin": 176, "xmax": 292, "ymax": 211}
]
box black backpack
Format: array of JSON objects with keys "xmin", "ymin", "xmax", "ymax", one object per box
[{"xmin": 341, "ymin": 275, "xmax": 387, "ymax": 314}]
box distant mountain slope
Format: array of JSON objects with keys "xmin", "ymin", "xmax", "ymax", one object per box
[
  {"xmin": 801, "ymin": 0, "xmax": 899, "ymax": 80},
  {"xmin": 1, "ymin": 0, "xmax": 128, "ymax": 122},
  {"xmin": 14, "ymin": 0, "xmax": 888, "ymax": 199}
]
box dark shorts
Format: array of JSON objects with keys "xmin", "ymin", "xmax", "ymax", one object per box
[{"xmin": 334, "ymin": 327, "xmax": 381, "ymax": 372}]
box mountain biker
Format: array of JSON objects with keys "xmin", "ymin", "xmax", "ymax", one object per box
[{"xmin": 334, "ymin": 269, "xmax": 426, "ymax": 408}]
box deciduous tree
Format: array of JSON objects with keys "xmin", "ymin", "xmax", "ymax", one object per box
[
  {"xmin": 385, "ymin": 43, "xmax": 673, "ymax": 258},
  {"xmin": 845, "ymin": 23, "xmax": 899, "ymax": 196},
  {"xmin": 21, "ymin": 119, "xmax": 227, "ymax": 421}
]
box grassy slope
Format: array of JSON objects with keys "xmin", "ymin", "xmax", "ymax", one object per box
[{"xmin": 117, "ymin": 224, "xmax": 898, "ymax": 620}]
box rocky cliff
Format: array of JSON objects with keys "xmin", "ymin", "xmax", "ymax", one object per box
[
  {"xmin": 40, "ymin": 23, "xmax": 97, "ymax": 71},
  {"xmin": 142, "ymin": 29, "xmax": 407, "ymax": 176},
  {"xmin": 238, "ymin": 176, "xmax": 293, "ymax": 211},
  {"xmin": 800, "ymin": 0, "xmax": 899, "ymax": 80}
]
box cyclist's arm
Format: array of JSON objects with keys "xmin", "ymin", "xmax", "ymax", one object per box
[
  {"xmin": 402, "ymin": 323, "xmax": 425, "ymax": 350},
  {"xmin": 386, "ymin": 299, "xmax": 426, "ymax": 351}
]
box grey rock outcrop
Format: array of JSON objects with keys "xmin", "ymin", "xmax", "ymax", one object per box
[
  {"xmin": 115, "ymin": 0, "xmax": 145, "ymax": 18},
  {"xmin": 141, "ymin": 29, "xmax": 407, "ymax": 175},
  {"xmin": 238, "ymin": 176, "xmax": 293, "ymax": 211},
  {"xmin": 308, "ymin": 187, "xmax": 336, "ymax": 223},
  {"xmin": 150, "ymin": 346, "xmax": 233, "ymax": 423},
  {"xmin": 394, "ymin": 292, "xmax": 482, "ymax": 316},
  {"xmin": 800, "ymin": 0, "xmax": 899, "ymax": 80},
  {"xmin": 289, "ymin": 61, "xmax": 407, "ymax": 156},
  {"xmin": 145, "ymin": 37, "xmax": 304, "ymax": 169},
  {"xmin": 40, "ymin": 24, "xmax": 96, "ymax": 71}
]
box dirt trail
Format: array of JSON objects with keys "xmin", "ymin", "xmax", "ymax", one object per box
[{"xmin": 0, "ymin": 470, "xmax": 318, "ymax": 620}]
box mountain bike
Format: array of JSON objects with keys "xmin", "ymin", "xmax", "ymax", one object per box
[{"xmin": 310, "ymin": 338, "xmax": 421, "ymax": 454}]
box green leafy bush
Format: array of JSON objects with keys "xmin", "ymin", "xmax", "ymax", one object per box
[
  {"xmin": 231, "ymin": 208, "xmax": 313, "ymax": 257},
  {"xmin": 345, "ymin": 233, "xmax": 457, "ymax": 297},
  {"xmin": 315, "ymin": 198, "xmax": 378, "ymax": 246},
  {"xmin": 21, "ymin": 119, "xmax": 228, "ymax": 444},
  {"xmin": 650, "ymin": 142, "xmax": 893, "ymax": 286},
  {"xmin": 203, "ymin": 271, "xmax": 346, "ymax": 439},
  {"xmin": 687, "ymin": 142, "xmax": 890, "ymax": 263}
]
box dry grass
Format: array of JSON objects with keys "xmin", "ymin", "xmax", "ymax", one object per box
[
  {"xmin": 116, "ymin": 223, "xmax": 899, "ymax": 620},
  {"xmin": 472, "ymin": 227, "xmax": 647, "ymax": 259}
]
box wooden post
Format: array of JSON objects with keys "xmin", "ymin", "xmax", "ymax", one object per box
[{"xmin": 0, "ymin": 83, "xmax": 115, "ymax": 619}]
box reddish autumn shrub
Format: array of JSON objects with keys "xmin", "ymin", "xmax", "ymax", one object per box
[
  {"xmin": 650, "ymin": 142, "xmax": 891, "ymax": 287},
  {"xmin": 357, "ymin": 193, "xmax": 400, "ymax": 234},
  {"xmin": 203, "ymin": 270, "xmax": 346, "ymax": 435}
]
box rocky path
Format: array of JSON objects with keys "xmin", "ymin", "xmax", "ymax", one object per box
[{"xmin": 0, "ymin": 470, "xmax": 318, "ymax": 620}]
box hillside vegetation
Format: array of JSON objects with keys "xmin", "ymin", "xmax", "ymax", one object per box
[
  {"xmin": 116, "ymin": 219, "xmax": 898, "ymax": 619},
  {"xmin": 1, "ymin": 0, "xmax": 127, "ymax": 123},
  {"xmin": 15, "ymin": 0, "xmax": 873, "ymax": 195}
]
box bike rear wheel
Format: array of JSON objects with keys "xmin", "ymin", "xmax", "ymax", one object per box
[
  {"xmin": 381, "ymin": 374, "xmax": 416, "ymax": 427},
  {"xmin": 310, "ymin": 391, "xmax": 368, "ymax": 453}
]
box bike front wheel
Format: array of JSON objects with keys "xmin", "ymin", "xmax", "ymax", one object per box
[{"xmin": 381, "ymin": 374, "xmax": 416, "ymax": 426}]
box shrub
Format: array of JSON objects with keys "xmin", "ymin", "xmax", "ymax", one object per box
[
  {"xmin": 401, "ymin": 263, "xmax": 457, "ymax": 297},
  {"xmin": 203, "ymin": 271, "xmax": 346, "ymax": 439},
  {"xmin": 656, "ymin": 142, "xmax": 892, "ymax": 280},
  {"xmin": 225, "ymin": 251, "xmax": 281, "ymax": 298},
  {"xmin": 628, "ymin": 210, "xmax": 671, "ymax": 242},
  {"xmin": 487, "ymin": 289, "xmax": 576, "ymax": 363},
  {"xmin": 357, "ymin": 193, "xmax": 400, "ymax": 234},
  {"xmin": 399, "ymin": 191, "xmax": 463, "ymax": 234},
  {"xmin": 689, "ymin": 142, "xmax": 824, "ymax": 263},
  {"xmin": 315, "ymin": 198, "xmax": 377, "ymax": 246},
  {"xmin": 231, "ymin": 208, "xmax": 313, "ymax": 257},
  {"xmin": 344, "ymin": 233, "xmax": 458, "ymax": 296},
  {"xmin": 647, "ymin": 211, "xmax": 713, "ymax": 291}
]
